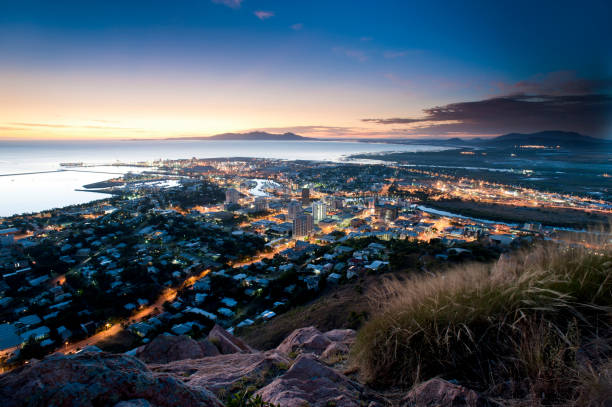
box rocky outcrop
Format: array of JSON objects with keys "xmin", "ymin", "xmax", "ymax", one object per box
[
  {"xmin": 320, "ymin": 341, "xmax": 350, "ymax": 363},
  {"xmin": 256, "ymin": 354, "xmax": 365, "ymax": 407},
  {"xmin": 276, "ymin": 326, "xmax": 356, "ymax": 360},
  {"xmin": 0, "ymin": 351, "xmax": 222, "ymax": 407},
  {"xmin": 152, "ymin": 350, "xmax": 291, "ymax": 397},
  {"xmin": 114, "ymin": 400, "xmax": 151, "ymax": 407},
  {"xmin": 401, "ymin": 378, "xmax": 487, "ymax": 407},
  {"xmin": 208, "ymin": 324, "xmax": 253, "ymax": 354},
  {"xmin": 136, "ymin": 334, "xmax": 220, "ymax": 363},
  {"xmin": 324, "ymin": 328, "xmax": 357, "ymax": 344},
  {"xmin": 0, "ymin": 326, "xmax": 487, "ymax": 407}
]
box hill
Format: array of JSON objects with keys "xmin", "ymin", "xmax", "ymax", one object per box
[
  {"xmin": 352, "ymin": 242, "xmax": 612, "ymax": 405},
  {"xmin": 207, "ymin": 131, "xmax": 311, "ymax": 141},
  {"xmin": 476, "ymin": 130, "xmax": 610, "ymax": 149}
]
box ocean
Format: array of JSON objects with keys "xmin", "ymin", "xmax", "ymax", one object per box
[{"xmin": 0, "ymin": 139, "xmax": 449, "ymax": 217}]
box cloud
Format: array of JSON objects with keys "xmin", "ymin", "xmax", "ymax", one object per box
[
  {"xmin": 290, "ymin": 23, "xmax": 304, "ymax": 31},
  {"xmin": 211, "ymin": 0, "xmax": 243, "ymax": 9},
  {"xmin": 383, "ymin": 50, "xmax": 409, "ymax": 59},
  {"xmin": 495, "ymin": 71, "xmax": 612, "ymax": 97},
  {"xmin": 332, "ymin": 47, "xmax": 368, "ymax": 62},
  {"xmin": 8, "ymin": 122, "xmax": 141, "ymax": 131},
  {"xmin": 254, "ymin": 10, "xmax": 274, "ymax": 20},
  {"xmin": 363, "ymin": 94, "xmax": 612, "ymax": 138},
  {"xmin": 384, "ymin": 73, "xmax": 411, "ymax": 88},
  {"xmin": 364, "ymin": 71, "xmax": 612, "ymax": 138}
]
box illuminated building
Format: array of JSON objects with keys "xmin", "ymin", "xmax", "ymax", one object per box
[
  {"xmin": 225, "ymin": 188, "xmax": 240, "ymax": 204},
  {"xmin": 292, "ymin": 213, "xmax": 314, "ymax": 237},
  {"xmin": 301, "ymin": 188, "xmax": 310, "ymax": 205},
  {"xmin": 312, "ymin": 201, "xmax": 327, "ymax": 224},
  {"xmin": 287, "ymin": 201, "xmax": 303, "ymax": 220}
]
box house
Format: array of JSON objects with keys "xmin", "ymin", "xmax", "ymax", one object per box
[
  {"xmin": 367, "ymin": 242, "xmax": 386, "ymax": 253},
  {"xmin": 185, "ymin": 306, "xmax": 217, "ymax": 321},
  {"xmin": 490, "ymin": 234, "xmax": 517, "ymax": 246},
  {"xmin": 129, "ymin": 322, "xmax": 154, "ymax": 338},
  {"xmin": 171, "ymin": 322, "xmax": 203, "ymax": 336},
  {"xmin": 57, "ymin": 326, "xmax": 72, "ymax": 341},
  {"xmin": 0, "ymin": 324, "xmax": 22, "ymax": 354},
  {"xmin": 17, "ymin": 314, "xmax": 41, "ymax": 329},
  {"xmin": 28, "ymin": 275, "xmax": 49, "ymax": 287},
  {"xmin": 40, "ymin": 338, "xmax": 55, "ymax": 347},
  {"xmin": 365, "ymin": 260, "xmax": 388, "ymax": 271},
  {"xmin": 20, "ymin": 325, "xmax": 51, "ymax": 342},
  {"xmin": 259, "ymin": 310, "xmax": 276, "ymax": 320},
  {"xmin": 217, "ymin": 307, "xmax": 235, "ymax": 318},
  {"xmin": 236, "ymin": 319, "xmax": 254, "ymax": 328},
  {"xmin": 220, "ymin": 297, "xmax": 238, "ymax": 308},
  {"xmin": 327, "ymin": 273, "xmax": 342, "ymax": 283}
]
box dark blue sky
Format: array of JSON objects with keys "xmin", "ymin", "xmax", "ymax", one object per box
[{"xmin": 1, "ymin": 0, "xmax": 610, "ymax": 139}]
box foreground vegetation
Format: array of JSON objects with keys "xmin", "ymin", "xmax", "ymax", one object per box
[{"xmin": 352, "ymin": 241, "xmax": 612, "ymax": 405}]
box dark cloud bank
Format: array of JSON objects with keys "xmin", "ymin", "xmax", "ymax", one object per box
[{"xmin": 364, "ymin": 74, "xmax": 612, "ymax": 139}]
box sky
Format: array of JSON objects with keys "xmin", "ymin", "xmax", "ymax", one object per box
[{"xmin": 0, "ymin": 0, "xmax": 611, "ymax": 140}]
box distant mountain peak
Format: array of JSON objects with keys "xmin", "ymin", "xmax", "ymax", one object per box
[
  {"xmin": 478, "ymin": 130, "xmax": 609, "ymax": 149},
  {"xmin": 207, "ymin": 131, "xmax": 310, "ymax": 141}
]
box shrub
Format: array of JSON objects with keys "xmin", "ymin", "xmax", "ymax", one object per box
[
  {"xmin": 351, "ymin": 242, "xmax": 612, "ymax": 404},
  {"xmin": 226, "ymin": 389, "xmax": 278, "ymax": 407}
]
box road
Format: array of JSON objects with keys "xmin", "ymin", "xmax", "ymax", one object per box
[{"xmin": 61, "ymin": 269, "xmax": 210, "ymax": 354}]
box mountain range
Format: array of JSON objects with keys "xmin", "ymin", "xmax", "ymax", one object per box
[
  {"xmin": 174, "ymin": 130, "xmax": 610, "ymax": 150},
  {"xmin": 474, "ymin": 131, "xmax": 610, "ymax": 148},
  {"xmin": 182, "ymin": 131, "xmax": 310, "ymax": 141}
]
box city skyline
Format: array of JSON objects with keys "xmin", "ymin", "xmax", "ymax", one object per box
[{"xmin": 1, "ymin": 0, "xmax": 611, "ymax": 140}]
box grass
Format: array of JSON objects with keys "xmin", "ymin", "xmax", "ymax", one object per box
[
  {"xmin": 239, "ymin": 274, "xmax": 383, "ymax": 349},
  {"xmin": 351, "ymin": 241, "xmax": 612, "ymax": 405}
]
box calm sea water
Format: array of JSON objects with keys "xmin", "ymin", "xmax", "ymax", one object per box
[{"xmin": 0, "ymin": 140, "xmax": 448, "ymax": 217}]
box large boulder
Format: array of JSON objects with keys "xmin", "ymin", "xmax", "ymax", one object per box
[
  {"xmin": 401, "ymin": 378, "xmax": 487, "ymax": 407},
  {"xmin": 324, "ymin": 329, "xmax": 357, "ymax": 345},
  {"xmin": 208, "ymin": 325, "xmax": 253, "ymax": 354},
  {"xmin": 276, "ymin": 327, "xmax": 332, "ymax": 356},
  {"xmin": 320, "ymin": 341, "xmax": 350, "ymax": 364},
  {"xmin": 276, "ymin": 326, "xmax": 356, "ymax": 357},
  {"xmin": 151, "ymin": 350, "xmax": 291, "ymax": 397},
  {"xmin": 0, "ymin": 351, "xmax": 222, "ymax": 407},
  {"xmin": 114, "ymin": 400, "xmax": 151, "ymax": 407},
  {"xmin": 256, "ymin": 354, "xmax": 365, "ymax": 407},
  {"xmin": 135, "ymin": 334, "xmax": 219, "ymax": 363}
]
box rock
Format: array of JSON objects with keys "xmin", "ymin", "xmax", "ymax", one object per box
[
  {"xmin": 401, "ymin": 378, "xmax": 487, "ymax": 407},
  {"xmin": 256, "ymin": 354, "xmax": 364, "ymax": 407},
  {"xmin": 324, "ymin": 329, "xmax": 357, "ymax": 345},
  {"xmin": 276, "ymin": 326, "xmax": 332, "ymax": 356},
  {"xmin": 136, "ymin": 334, "xmax": 220, "ymax": 363},
  {"xmin": 199, "ymin": 338, "xmax": 222, "ymax": 356},
  {"xmin": 77, "ymin": 345, "xmax": 102, "ymax": 353},
  {"xmin": 0, "ymin": 351, "xmax": 222, "ymax": 407},
  {"xmin": 114, "ymin": 400, "xmax": 151, "ymax": 407},
  {"xmin": 151, "ymin": 350, "xmax": 291, "ymax": 397},
  {"xmin": 320, "ymin": 342, "xmax": 350, "ymax": 363},
  {"xmin": 276, "ymin": 327, "xmax": 357, "ymax": 357},
  {"xmin": 208, "ymin": 324, "xmax": 253, "ymax": 354}
]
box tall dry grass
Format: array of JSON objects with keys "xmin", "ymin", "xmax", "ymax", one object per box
[{"xmin": 351, "ymin": 242, "xmax": 612, "ymax": 404}]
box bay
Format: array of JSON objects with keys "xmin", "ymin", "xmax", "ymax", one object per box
[{"xmin": 0, "ymin": 139, "xmax": 449, "ymax": 217}]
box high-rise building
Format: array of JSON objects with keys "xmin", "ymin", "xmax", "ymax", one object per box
[
  {"xmin": 254, "ymin": 197, "xmax": 268, "ymax": 212},
  {"xmin": 225, "ymin": 188, "xmax": 240, "ymax": 204},
  {"xmin": 375, "ymin": 204, "xmax": 399, "ymax": 222},
  {"xmin": 312, "ymin": 201, "xmax": 327, "ymax": 224},
  {"xmin": 287, "ymin": 200, "xmax": 302, "ymax": 220},
  {"xmin": 292, "ymin": 213, "xmax": 314, "ymax": 237},
  {"xmin": 330, "ymin": 197, "xmax": 343, "ymax": 210},
  {"xmin": 301, "ymin": 188, "xmax": 310, "ymax": 205}
]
